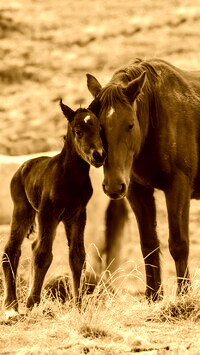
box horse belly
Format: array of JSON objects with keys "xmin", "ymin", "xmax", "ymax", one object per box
[
  {"xmin": 191, "ymin": 132, "xmax": 200, "ymax": 198},
  {"xmin": 191, "ymin": 168, "xmax": 200, "ymax": 199}
]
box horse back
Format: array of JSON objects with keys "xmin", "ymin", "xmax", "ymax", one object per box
[
  {"xmin": 132, "ymin": 59, "xmax": 200, "ymax": 190},
  {"xmin": 156, "ymin": 63, "xmax": 200, "ymax": 180}
]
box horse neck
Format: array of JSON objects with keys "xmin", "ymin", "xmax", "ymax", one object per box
[
  {"xmin": 60, "ymin": 128, "xmax": 90, "ymax": 182},
  {"xmin": 135, "ymin": 98, "xmax": 151, "ymax": 147}
]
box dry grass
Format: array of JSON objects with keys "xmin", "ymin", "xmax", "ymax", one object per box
[{"xmin": 1, "ymin": 270, "xmax": 200, "ymax": 354}]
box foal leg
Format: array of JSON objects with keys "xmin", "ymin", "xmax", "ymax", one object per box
[
  {"xmin": 26, "ymin": 204, "xmax": 58, "ymax": 309},
  {"xmin": 63, "ymin": 209, "xmax": 86, "ymax": 305},
  {"xmin": 2, "ymin": 199, "xmax": 35, "ymax": 317},
  {"xmin": 164, "ymin": 171, "xmax": 191, "ymax": 294},
  {"xmin": 127, "ymin": 182, "xmax": 162, "ymax": 300}
]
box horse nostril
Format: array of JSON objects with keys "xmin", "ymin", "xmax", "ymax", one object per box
[
  {"xmin": 103, "ymin": 183, "xmax": 126, "ymax": 198},
  {"xmin": 92, "ymin": 151, "xmax": 100, "ymax": 161},
  {"xmin": 92, "ymin": 151, "xmax": 105, "ymax": 163},
  {"xmin": 120, "ymin": 183, "xmax": 126, "ymax": 194}
]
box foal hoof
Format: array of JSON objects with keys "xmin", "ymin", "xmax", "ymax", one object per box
[
  {"xmin": 5, "ymin": 308, "xmax": 21, "ymax": 321},
  {"xmin": 5, "ymin": 308, "xmax": 19, "ymax": 320}
]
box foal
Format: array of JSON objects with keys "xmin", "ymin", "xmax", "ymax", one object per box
[{"xmin": 2, "ymin": 99, "xmax": 106, "ymax": 319}]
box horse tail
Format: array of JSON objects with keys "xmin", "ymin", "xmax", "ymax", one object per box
[{"xmin": 105, "ymin": 199, "xmax": 129, "ymax": 274}]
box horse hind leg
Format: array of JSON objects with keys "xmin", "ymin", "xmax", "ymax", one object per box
[
  {"xmin": 2, "ymin": 195, "xmax": 36, "ymax": 318},
  {"xmin": 164, "ymin": 172, "xmax": 191, "ymax": 294}
]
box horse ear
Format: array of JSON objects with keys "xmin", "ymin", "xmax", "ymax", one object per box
[
  {"xmin": 86, "ymin": 73, "xmax": 102, "ymax": 98},
  {"xmin": 60, "ymin": 99, "xmax": 75, "ymax": 122},
  {"xmin": 124, "ymin": 71, "xmax": 146, "ymax": 104}
]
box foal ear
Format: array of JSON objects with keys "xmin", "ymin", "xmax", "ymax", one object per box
[
  {"xmin": 124, "ymin": 71, "xmax": 146, "ymax": 104},
  {"xmin": 86, "ymin": 73, "xmax": 102, "ymax": 98},
  {"xmin": 60, "ymin": 99, "xmax": 75, "ymax": 122}
]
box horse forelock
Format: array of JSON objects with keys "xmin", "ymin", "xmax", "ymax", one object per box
[
  {"xmin": 98, "ymin": 84, "xmax": 129, "ymax": 110},
  {"xmin": 97, "ymin": 59, "xmax": 159, "ymax": 110},
  {"xmin": 89, "ymin": 59, "xmax": 161, "ymax": 135}
]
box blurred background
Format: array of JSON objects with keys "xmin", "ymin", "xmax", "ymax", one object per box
[
  {"xmin": 1, "ymin": 0, "xmax": 200, "ymax": 155},
  {"xmin": 0, "ymin": 0, "xmax": 200, "ymax": 295}
]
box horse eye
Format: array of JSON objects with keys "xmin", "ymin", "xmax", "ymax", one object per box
[{"xmin": 128, "ymin": 124, "xmax": 134, "ymax": 130}]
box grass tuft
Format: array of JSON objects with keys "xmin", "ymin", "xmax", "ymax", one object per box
[
  {"xmin": 79, "ymin": 324, "xmax": 109, "ymax": 339},
  {"xmin": 1, "ymin": 270, "xmax": 200, "ymax": 353},
  {"xmin": 147, "ymin": 282, "xmax": 200, "ymax": 323}
]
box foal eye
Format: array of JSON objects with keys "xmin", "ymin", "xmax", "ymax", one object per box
[
  {"xmin": 128, "ymin": 124, "xmax": 134, "ymax": 130},
  {"xmin": 75, "ymin": 130, "xmax": 82, "ymax": 137}
]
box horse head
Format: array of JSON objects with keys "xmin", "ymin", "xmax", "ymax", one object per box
[
  {"xmin": 87, "ymin": 72, "xmax": 146, "ymax": 198},
  {"xmin": 60, "ymin": 99, "xmax": 106, "ymax": 168}
]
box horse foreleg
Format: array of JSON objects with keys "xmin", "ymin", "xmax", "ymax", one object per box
[
  {"xmin": 26, "ymin": 206, "xmax": 57, "ymax": 309},
  {"xmin": 127, "ymin": 182, "xmax": 162, "ymax": 300},
  {"xmin": 164, "ymin": 171, "xmax": 191, "ymax": 294},
  {"xmin": 2, "ymin": 203, "xmax": 35, "ymax": 318},
  {"xmin": 63, "ymin": 209, "xmax": 86, "ymax": 305}
]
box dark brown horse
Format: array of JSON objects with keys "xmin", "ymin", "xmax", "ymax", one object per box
[
  {"xmin": 87, "ymin": 58, "xmax": 200, "ymax": 300},
  {"xmin": 2, "ymin": 100, "xmax": 107, "ymax": 319}
]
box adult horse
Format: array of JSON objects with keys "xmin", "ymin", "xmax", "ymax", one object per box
[
  {"xmin": 2, "ymin": 100, "xmax": 106, "ymax": 319},
  {"xmin": 87, "ymin": 58, "xmax": 200, "ymax": 300}
]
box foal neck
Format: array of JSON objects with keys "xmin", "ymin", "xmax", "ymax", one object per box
[{"xmin": 60, "ymin": 127, "xmax": 90, "ymax": 177}]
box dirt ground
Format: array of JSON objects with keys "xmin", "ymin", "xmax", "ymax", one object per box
[{"xmin": 1, "ymin": 0, "xmax": 200, "ymax": 354}]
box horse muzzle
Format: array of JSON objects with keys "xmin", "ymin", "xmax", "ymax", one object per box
[{"xmin": 102, "ymin": 181, "xmax": 127, "ymax": 200}]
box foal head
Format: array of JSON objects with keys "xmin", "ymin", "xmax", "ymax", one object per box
[
  {"xmin": 60, "ymin": 99, "xmax": 106, "ymax": 168},
  {"xmin": 87, "ymin": 72, "xmax": 146, "ymax": 198}
]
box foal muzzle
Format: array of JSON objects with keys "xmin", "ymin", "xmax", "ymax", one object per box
[{"xmin": 91, "ymin": 149, "xmax": 106, "ymax": 167}]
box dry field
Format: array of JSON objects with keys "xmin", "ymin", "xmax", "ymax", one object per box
[{"xmin": 1, "ymin": 0, "xmax": 200, "ymax": 354}]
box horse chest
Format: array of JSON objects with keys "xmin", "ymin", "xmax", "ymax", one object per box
[
  {"xmin": 132, "ymin": 153, "xmax": 170, "ymax": 189},
  {"xmin": 131, "ymin": 170, "xmax": 151, "ymax": 187}
]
